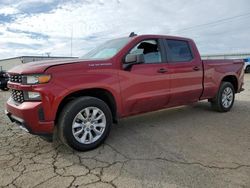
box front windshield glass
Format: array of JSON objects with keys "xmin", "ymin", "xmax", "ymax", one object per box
[{"xmin": 82, "ymin": 37, "xmax": 131, "ymax": 60}]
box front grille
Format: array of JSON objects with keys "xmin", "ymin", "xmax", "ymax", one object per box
[
  {"xmin": 11, "ymin": 89, "xmax": 24, "ymax": 103},
  {"xmin": 10, "ymin": 75, "xmax": 22, "ymax": 83}
]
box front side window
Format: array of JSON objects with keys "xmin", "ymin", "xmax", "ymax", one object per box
[
  {"xmin": 127, "ymin": 39, "xmax": 162, "ymax": 64},
  {"xmin": 166, "ymin": 39, "xmax": 193, "ymax": 62},
  {"xmin": 82, "ymin": 37, "xmax": 131, "ymax": 60}
]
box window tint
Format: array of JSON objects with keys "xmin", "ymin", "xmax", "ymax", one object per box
[
  {"xmin": 128, "ymin": 40, "xmax": 162, "ymax": 64},
  {"xmin": 166, "ymin": 40, "xmax": 193, "ymax": 62}
]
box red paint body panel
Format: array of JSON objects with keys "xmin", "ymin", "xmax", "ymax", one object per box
[
  {"xmin": 6, "ymin": 98, "xmax": 54, "ymax": 134},
  {"xmin": 5, "ymin": 35, "xmax": 244, "ymax": 135},
  {"xmin": 118, "ymin": 63, "xmax": 171, "ymax": 116},
  {"xmin": 201, "ymin": 59, "xmax": 245, "ymax": 99},
  {"xmin": 166, "ymin": 39, "xmax": 203, "ymax": 106}
]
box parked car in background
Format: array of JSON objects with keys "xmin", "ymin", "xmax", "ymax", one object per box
[
  {"xmin": 0, "ymin": 71, "xmax": 9, "ymax": 91},
  {"xmin": 5, "ymin": 33, "xmax": 245, "ymax": 151},
  {"xmin": 244, "ymin": 58, "xmax": 250, "ymax": 73}
]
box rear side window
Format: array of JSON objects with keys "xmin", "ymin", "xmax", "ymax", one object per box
[{"xmin": 166, "ymin": 39, "xmax": 193, "ymax": 62}]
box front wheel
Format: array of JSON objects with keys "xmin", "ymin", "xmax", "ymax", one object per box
[
  {"xmin": 210, "ymin": 82, "xmax": 235, "ymax": 112},
  {"xmin": 58, "ymin": 97, "xmax": 112, "ymax": 151}
]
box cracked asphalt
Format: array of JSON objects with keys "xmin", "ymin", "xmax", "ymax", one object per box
[{"xmin": 1, "ymin": 74, "xmax": 250, "ymax": 188}]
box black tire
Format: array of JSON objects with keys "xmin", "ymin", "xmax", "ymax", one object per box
[
  {"xmin": 245, "ymin": 66, "xmax": 250, "ymax": 73},
  {"xmin": 58, "ymin": 96, "xmax": 112, "ymax": 151},
  {"xmin": 210, "ymin": 82, "xmax": 235, "ymax": 112}
]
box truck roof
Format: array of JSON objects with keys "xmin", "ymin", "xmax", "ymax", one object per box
[{"xmin": 130, "ymin": 34, "xmax": 193, "ymax": 42}]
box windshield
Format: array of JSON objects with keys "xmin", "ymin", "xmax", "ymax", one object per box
[{"xmin": 82, "ymin": 37, "xmax": 131, "ymax": 60}]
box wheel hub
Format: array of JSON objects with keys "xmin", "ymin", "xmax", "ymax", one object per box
[
  {"xmin": 222, "ymin": 87, "xmax": 233, "ymax": 108},
  {"xmin": 72, "ymin": 107, "xmax": 106, "ymax": 144}
]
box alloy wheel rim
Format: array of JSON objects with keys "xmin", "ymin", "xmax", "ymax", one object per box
[
  {"xmin": 72, "ymin": 107, "xmax": 106, "ymax": 144},
  {"xmin": 221, "ymin": 87, "xmax": 233, "ymax": 108}
]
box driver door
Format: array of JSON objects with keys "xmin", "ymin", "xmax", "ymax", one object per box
[{"xmin": 119, "ymin": 39, "xmax": 171, "ymax": 116}]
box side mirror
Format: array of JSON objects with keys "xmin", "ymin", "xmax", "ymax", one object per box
[{"xmin": 124, "ymin": 54, "xmax": 144, "ymax": 64}]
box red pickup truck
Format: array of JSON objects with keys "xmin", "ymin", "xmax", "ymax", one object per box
[{"xmin": 5, "ymin": 34, "xmax": 244, "ymax": 151}]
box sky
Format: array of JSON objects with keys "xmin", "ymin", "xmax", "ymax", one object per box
[{"xmin": 0, "ymin": 0, "xmax": 250, "ymax": 59}]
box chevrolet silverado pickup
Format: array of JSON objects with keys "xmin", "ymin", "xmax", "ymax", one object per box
[{"xmin": 5, "ymin": 34, "xmax": 244, "ymax": 151}]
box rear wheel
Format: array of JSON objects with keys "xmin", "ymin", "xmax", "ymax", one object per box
[
  {"xmin": 58, "ymin": 97, "xmax": 112, "ymax": 151},
  {"xmin": 210, "ymin": 82, "xmax": 235, "ymax": 112}
]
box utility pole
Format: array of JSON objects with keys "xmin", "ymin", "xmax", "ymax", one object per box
[{"xmin": 45, "ymin": 52, "xmax": 51, "ymax": 57}]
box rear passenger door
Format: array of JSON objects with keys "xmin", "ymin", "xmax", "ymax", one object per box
[{"xmin": 163, "ymin": 39, "xmax": 203, "ymax": 106}]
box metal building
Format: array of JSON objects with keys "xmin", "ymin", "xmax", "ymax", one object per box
[
  {"xmin": 0, "ymin": 56, "xmax": 77, "ymax": 71},
  {"xmin": 201, "ymin": 53, "xmax": 250, "ymax": 60}
]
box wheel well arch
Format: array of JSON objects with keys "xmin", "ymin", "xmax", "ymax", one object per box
[
  {"xmin": 221, "ymin": 75, "xmax": 238, "ymax": 92},
  {"xmin": 55, "ymin": 88, "xmax": 118, "ymax": 124}
]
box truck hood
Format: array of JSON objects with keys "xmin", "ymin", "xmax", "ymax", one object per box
[{"xmin": 8, "ymin": 58, "xmax": 108, "ymax": 74}]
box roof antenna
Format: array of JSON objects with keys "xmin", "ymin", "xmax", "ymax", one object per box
[{"xmin": 129, "ymin": 32, "xmax": 137, "ymax": 37}]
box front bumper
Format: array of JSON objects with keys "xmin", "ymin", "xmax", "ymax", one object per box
[{"xmin": 5, "ymin": 98, "xmax": 54, "ymax": 136}]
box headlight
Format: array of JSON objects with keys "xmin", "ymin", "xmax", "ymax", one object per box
[{"xmin": 23, "ymin": 74, "xmax": 51, "ymax": 85}]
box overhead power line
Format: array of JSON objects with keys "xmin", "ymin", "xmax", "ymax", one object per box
[{"xmin": 174, "ymin": 11, "xmax": 250, "ymax": 33}]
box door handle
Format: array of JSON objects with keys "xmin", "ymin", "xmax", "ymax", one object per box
[
  {"xmin": 193, "ymin": 66, "xmax": 200, "ymax": 71},
  {"xmin": 157, "ymin": 68, "xmax": 167, "ymax": 73}
]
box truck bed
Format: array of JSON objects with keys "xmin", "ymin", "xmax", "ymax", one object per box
[{"xmin": 201, "ymin": 59, "xmax": 244, "ymax": 100}]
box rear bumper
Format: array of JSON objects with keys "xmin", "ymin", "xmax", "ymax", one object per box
[{"xmin": 5, "ymin": 98, "xmax": 54, "ymax": 136}]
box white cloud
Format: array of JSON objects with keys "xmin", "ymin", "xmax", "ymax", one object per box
[
  {"xmin": 0, "ymin": 0, "xmax": 250, "ymax": 59},
  {"xmin": 0, "ymin": 6, "xmax": 19, "ymax": 15}
]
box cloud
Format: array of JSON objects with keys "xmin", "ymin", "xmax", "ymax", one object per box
[
  {"xmin": 0, "ymin": 14, "xmax": 15, "ymax": 24},
  {"xmin": 0, "ymin": 0, "xmax": 249, "ymax": 59},
  {"xmin": 16, "ymin": 0, "xmax": 63, "ymax": 14},
  {"xmin": 6, "ymin": 42, "xmax": 43, "ymax": 49},
  {"xmin": 0, "ymin": 6, "xmax": 20, "ymax": 15},
  {"xmin": 7, "ymin": 27, "xmax": 49, "ymax": 40}
]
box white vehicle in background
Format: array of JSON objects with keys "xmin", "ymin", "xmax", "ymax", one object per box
[{"xmin": 244, "ymin": 58, "xmax": 250, "ymax": 73}]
